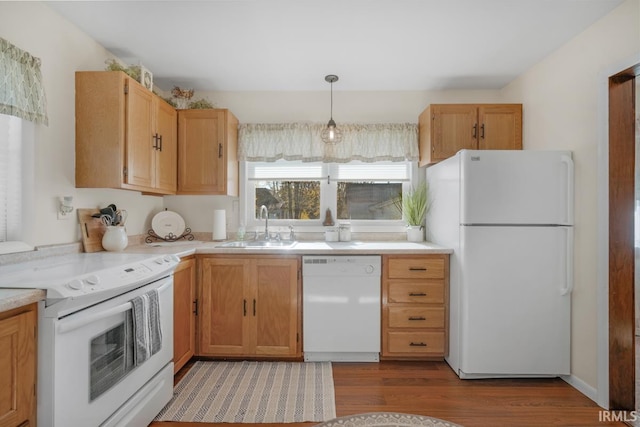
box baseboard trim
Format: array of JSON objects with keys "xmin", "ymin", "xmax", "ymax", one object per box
[{"xmin": 562, "ymin": 374, "xmax": 600, "ymax": 406}]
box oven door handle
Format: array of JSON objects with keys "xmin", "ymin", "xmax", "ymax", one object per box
[{"xmin": 57, "ymin": 279, "xmax": 172, "ymax": 335}]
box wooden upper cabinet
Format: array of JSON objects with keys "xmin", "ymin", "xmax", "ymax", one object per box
[
  {"xmin": 125, "ymin": 81, "xmax": 155, "ymax": 189},
  {"xmin": 418, "ymin": 104, "xmax": 522, "ymax": 166},
  {"xmin": 477, "ymin": 105, "xmax": 522, "ymax": 151},
  {"xmin": 177, "ymin": 109, "xmax": 239, "ymax": 195},
  {"xmin": 75, "ymin": 71, "xmax": 177, "ymax": 195}
]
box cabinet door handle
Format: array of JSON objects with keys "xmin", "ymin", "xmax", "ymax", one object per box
[
  {"xmin": 158, "ymin": 134, "xmax": 163, "ymax": 151},
  {"xmin": 409, "ymin": 342, "xmax": 427, "ymax": 347},
  {"xmin": 253, "ymin": 299, "xmax": 256, "ymax": 316},
  {"xmin": 409, "ymin": 267, "xmax": 427, "ymax": 271},
  {"xmin": 193, "ymin": 299, "xmax": 198, "ymax": 315},
  {"xmin": 480, "ymin": 123, "xmax": 485, "ymax": 139},
  {"xmin": 243, "ymin": 299, "xmax": 247, "ymax": 316},
  {"xmin": 409, "ymin": 292, "xmax": 427, "ymax": 296},
  {"xmin": 218, "ymin": 143, "xmax": 223, "ymax": 158},
  {"xmin": 408, "ymin": 316, "xmax": 426, "ymax": 321},
  {"xmin": 472, "ymin": 123, "xmax": 478, "ymax": 139}
]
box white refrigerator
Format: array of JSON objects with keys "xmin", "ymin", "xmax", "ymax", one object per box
[{"xmin": 426, "ymin": 150, "xmax": 573, "ymax": 378}]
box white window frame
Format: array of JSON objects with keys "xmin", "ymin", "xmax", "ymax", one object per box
[{"xmin": 240, "ymin": 160, "xmax": 420, "ymax": 234}]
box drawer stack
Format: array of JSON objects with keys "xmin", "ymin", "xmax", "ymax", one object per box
[{"xmin": 381, "ymin": 254, "xmax": 449, "ymax": 360}]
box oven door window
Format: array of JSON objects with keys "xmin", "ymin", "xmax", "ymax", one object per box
[{"xmin": 89, "ymin": 313, "xmax": 134, "ymax": 401}]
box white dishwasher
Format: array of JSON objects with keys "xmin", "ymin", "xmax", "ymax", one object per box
[{"xmin": 302, "ymin": 255, "xmax": 381, "ymax": 362}]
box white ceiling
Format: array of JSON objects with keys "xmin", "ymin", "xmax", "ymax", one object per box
[{"xmin": 47, "ymin": 0, "xmax": 623, "ymax": 92}]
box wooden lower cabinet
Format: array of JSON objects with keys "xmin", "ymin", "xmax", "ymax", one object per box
[
  {"xmin": 0, "ymin": 303, "xmax": 37, "ymax": 427},
  {"xmin": 381, "ymin": 254, "xmax": 449, "ymax": 360},
  {"xmin": 173, "ymin": 256, "xmax": 196, "ymax": 373},
  {"xmin": 197, "ymin": 255, "xmax": 301, "ymax": 358}
]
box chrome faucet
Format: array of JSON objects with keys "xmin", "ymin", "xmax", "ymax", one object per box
[{"xmin": 259, "ymin": 205, "xmax": 269, "ymax": 240}]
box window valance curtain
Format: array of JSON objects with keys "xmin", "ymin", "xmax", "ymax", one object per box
[
  {"xmin": 238, "ymin": 122, "xmax": 418, "ymax": 163},
  {"xmin": 0, "ymin": 38, "xmax": 48, "ymax": 125}
]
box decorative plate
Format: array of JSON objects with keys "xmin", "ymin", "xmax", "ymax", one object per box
[{"xmin": 152, "ymin": 210, "xmax": 186, "ymax": 238}]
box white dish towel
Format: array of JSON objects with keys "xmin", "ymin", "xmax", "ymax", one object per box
[{"xmin": 131, "ymin": 289, "xmax": 162, "ymax": 365}]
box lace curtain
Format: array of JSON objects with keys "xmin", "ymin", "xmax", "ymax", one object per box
[
  {"xmin": 238, "ymin": 123, "xmax": 418, "ymax": 163},
  {"xmin": 0, "ymin": 38, "xmax": 48, "ymax": 125}
]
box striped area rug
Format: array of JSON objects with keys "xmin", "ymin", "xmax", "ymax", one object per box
[{"xmin": 154, "ymin": 360, "xmax": 336, "ymax": 423}]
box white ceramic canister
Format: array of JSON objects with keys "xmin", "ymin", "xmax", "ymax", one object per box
[
  {"xmin": 325, "ymin": 227, "xmax": 339, "ymax": 242},
  {"xmin": 102, "ymin": 226, "xmax": 128, "ymax": 251},
  {"xmin": 339, "ymin": 222, "xmax": 351, "ymax": 241}
]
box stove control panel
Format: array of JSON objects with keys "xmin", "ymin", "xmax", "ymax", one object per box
[{"xmin": 58, "ymin": 255, "xmax": 180, "ymax": 299}]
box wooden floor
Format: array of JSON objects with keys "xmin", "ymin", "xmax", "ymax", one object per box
[{"xmin": 150, "ymin": 359, "xmax": 625, "ymax": 427}]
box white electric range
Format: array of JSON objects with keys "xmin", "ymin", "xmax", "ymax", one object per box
[{"xmin": 0, "ymin": 251, "xmax": 179, "ymax": 427}]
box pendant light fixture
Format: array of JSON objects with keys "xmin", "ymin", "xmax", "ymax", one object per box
[{"xmin": 321, "ymin": 74, "xmax": 343, "ymax": 144}]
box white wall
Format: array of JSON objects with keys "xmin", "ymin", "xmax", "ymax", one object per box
[
  {"xmin": 501, "ymin": 0, "xmax": 640, "ymax": 395},
  {"xmin": 0, "ymin": 2, "xmax": 164, "ymax": 247},
  {"xmin": 1, "ymin": 2, "xmax": 505, "ymax": 245}
]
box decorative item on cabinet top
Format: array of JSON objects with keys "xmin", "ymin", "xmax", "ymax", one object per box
[
  {"xmin": 104, "ymin": 59, "xmax": 152, "ymax": 91},
  {"xmin": 169, "ymin": 86, "xmax": 215, "ymax": 110}
]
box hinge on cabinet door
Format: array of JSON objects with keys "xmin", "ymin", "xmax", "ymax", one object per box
[
  {"xmin": 193, "ymin": 299, "xmax": 198, "ymax": 316},
  {"xmin": 297, "ymin": 333, "xmax": 299, "ymax": 343},
  {"xmin": 123, "ymin": 167, "xmax": 128, "ymax": 178},
  {"xmin": 297, "ymin": 269, "xmax": 301, "ymax": 280},
  {"xmin": 124, "ymin": 82, "xmax": 129, "ymax": 94}
]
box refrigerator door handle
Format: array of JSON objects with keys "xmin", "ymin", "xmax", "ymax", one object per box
[
  {"xmin": 560, "ymin": 227, "xmax": 574, "ymax": 296},
  {"xmin": 561, "ymin": 155, "xmax": 574, "ymax": 225}
]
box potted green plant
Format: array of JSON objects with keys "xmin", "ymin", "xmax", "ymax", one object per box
[{"xmin": 395, "ymin": 182, "xmax": 429, "ymax": 242}]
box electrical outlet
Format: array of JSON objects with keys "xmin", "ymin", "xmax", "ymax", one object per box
[{"xmin": 57, "ymin": 211, "xmax": 73, "ymax": 220}]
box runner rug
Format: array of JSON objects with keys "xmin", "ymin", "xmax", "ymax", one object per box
[{"xmin": 154, "ymin": 360, "xmax": 336, "ymax": 423}]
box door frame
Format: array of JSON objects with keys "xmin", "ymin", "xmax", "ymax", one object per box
[{"xmin": 597, "ymin": 53, "xmax": 639, "ymax": 409}]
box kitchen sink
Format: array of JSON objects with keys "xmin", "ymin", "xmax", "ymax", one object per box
[{"xmin": 216, "ymin": 240, "xmax": 298, "ymax": 248}]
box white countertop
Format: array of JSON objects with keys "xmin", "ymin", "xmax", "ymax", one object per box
[
  {"xmin": 0, "ymin": 240, "xmax": 451, "ymax": 311},
  {"xmin": 127, "ymin": 240, "xmax": 452, "ymax": 256}
]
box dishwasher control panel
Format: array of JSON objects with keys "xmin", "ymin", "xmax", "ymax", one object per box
[{"xmin": 302, "ymin": 255, "xmax": 381, "ymax": 277}]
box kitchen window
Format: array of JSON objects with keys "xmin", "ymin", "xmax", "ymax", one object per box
[
  {"xmin": 243, "ymin": 160, "xmax": 415, "ymax": 232},
  {"xmin": 0, "ymin": 113, "xmax": 34, "ymax": 254}
]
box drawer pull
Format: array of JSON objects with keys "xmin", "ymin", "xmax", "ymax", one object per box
[
  {"xmin": 408, "ymin": 316, "xmax": 426, "ymax": 321},
  {"xmin": 409, "ymin": 292, "xmax": 427, "ymax": 296},
  {"xmin": 409, "ymin": 267, "xmax": 427, "ymax": 271},
  {"xmin": 410, "ymin": 342, "xmax": 427, "ymax": 347}
]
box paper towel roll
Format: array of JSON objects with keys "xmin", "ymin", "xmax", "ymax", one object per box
[{"xmin": 212, "ymin": 209, "xmax": 226, "ymax": 240}]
